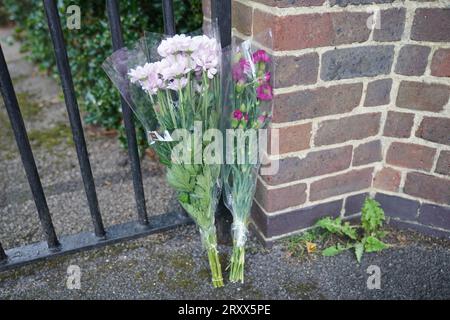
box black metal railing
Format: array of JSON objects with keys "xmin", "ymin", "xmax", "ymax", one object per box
[{"xmin": 0, "ymin": 0, "xmax": 231, "ymax": 270}]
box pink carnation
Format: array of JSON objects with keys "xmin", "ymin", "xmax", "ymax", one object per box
[
  {"xmin": 252, "ymin": 49, "xmax": 270, "ymax": 63},
  {"xmin": 233, "ymin": 109, "xmax": 243, "ymax": 120},
  {"xmin": 256, "ymin": 83, "xmax": 273, "ymax": 101}
]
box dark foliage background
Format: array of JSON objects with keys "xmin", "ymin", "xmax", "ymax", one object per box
[
  {"xmin": 0, "ymin": 1, "xmax": 9, "ymax": 25},
  {"xmin": 1, "ymin": 0, "xmax": 202, "ymax": 151}
]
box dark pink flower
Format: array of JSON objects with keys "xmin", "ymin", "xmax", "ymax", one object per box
[
  {"xmin": 256, "ymin": 83, "xmax": 273, "ymax": 101},
  {"xmin": 252, "ymin": 49, "xmax": 270, "ymax": 63},
  {"xmin": 244, "ymin": 113, "xmax": 249, "ymax": 121},
  {"xmin": 233, "ymin": 109, "xmax": 243, "ymax": 120}
]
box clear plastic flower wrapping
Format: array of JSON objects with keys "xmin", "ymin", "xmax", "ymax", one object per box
[
  {"xmin": 102, "ymin": 23, "xmax": 225, "ymax": 249},
  {"xmin": 222, "ymin": 29, "xmax": 274, "ymax": 249}
]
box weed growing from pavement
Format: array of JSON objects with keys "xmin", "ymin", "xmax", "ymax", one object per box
[{"xmin": 285, "ymin": 198, "xmax": 389, "ymax": 263}]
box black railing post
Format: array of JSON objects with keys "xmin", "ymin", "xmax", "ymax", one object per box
[
  {"xmin": 211, "ymin": 0, "xmax": 231, "ymax": 48},
  {"xmin": 211, "ymin": 0, "xmax": 233, "ymax": 245},
  {"xmin": 43, "ymin": 0, "xmax": 106, "ymax": 238},
  {"xmin": 0, "ymin": 44, "xmax": 60, "ymax": 250},
  {"xmin": 162, "ymin": 0, "xmax": 176, "ymax": 36},
  {"xmin": 0, "ymin": 242, "xmax": 7, "ymax": 263},
  {"xmin": 106, "ymin": 0, "xmax": 149, "ymax": 226}
]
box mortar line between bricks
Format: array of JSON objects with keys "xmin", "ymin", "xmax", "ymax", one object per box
[
  {"xmin": 399, "ymin": 169, "xmax": 408, "ymax": 193},
  {"xmin": 425, "ymin": 46, "xmax": 438, "ymax": 77},
  {"xmin": 305, "ymin": 180, "xmax": 311, "ymax": 207},
  {"xmin": 432, "ymin": 148, "xmax": 447, "ymax": 174},
  {"xmin": 310, "ymin": 118, "xmax": 318, "ymax": 149},
  {"xmin": 234, "ymin": 0, "xmax": 449, "ymax": 17},
  {"xmin": 359, "ymin": 81, "xmax": 369, "ymax": 109},
  {"xmin": 445, "ymin": 95, "xmax": 450, "ymax": 113},
  {"xmin": 348, "ymin": 139, "xmax": 357, "ymax": 169},
  {"xmin": 367, "ymin": 8, "xmax": 375, "ymax": 43},
  {"xmin": 340, "ymin": 196, "xmax": 348, "ymax": 218}
]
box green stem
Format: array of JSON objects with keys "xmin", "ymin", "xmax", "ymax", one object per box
[
  {"xmin": 229, "ymin": 246, "xmax": 245, "ymax": 283},
  {"xmin": 207, "ymin": 247, "xmax": 224, "ymax": 288},
  {"xmin": 165, "ymin": 90, "xmax": 177, "ymax": 128},
  {"xmin": 200, "ymin": 227, "xmax": 224, "ymax": 288}
]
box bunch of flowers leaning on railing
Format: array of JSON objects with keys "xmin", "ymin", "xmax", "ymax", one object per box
[
  {"xmin": 104, "ymin": 33, "xmax": 224, "ymax": 287},
  {"xmin": 104, "ymin": 30, "xmax": 274, "ymax": 287},
  {"xmin": 223, "ymin": 44, "xmax": 273, "ymax": 283}
]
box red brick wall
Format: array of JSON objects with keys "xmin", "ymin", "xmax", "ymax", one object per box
[{"xmin": 203, "ymin": 0, "xmax": 450, "ymax": 243}]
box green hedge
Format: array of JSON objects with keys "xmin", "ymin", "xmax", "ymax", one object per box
[
  {"xmin": 0, "ymin": 0, "xmax": 10, "ymax": 25},
  {"xmin": 3, "ymin": 0, "xmax": 202, "ymax": 151}
]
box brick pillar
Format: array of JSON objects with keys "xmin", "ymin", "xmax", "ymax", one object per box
[{"xmin": 202, "ymin": 0, "xmax": 450, "ymax": 244}]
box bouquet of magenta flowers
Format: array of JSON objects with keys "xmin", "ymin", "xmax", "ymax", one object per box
[
  {"xmin": 223, "ymin": 39, "xmax": 273, "ymax": 283},
  {"xmin": 103, "ymin": 32, "xmax": 224, "ymax": 287}
]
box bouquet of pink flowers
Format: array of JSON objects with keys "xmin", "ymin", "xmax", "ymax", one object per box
[
  {"xmin": 223, "ymin": 40, "xmax": 273, "ymax": 283},
  {"xmin": 103, "ymin": 32, "xmax": 224, "ymax": 287}
]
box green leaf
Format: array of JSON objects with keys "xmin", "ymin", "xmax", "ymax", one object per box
[
  {"xmin": 166, "ymin": 165, "xmax": 195, "ymax": 192},
  {"xmin": 316, "ymin": 217, "xmax": 358, "ymax": 240},
  {"xmin": 322, "ymin": 244, "xmax": 350, "ymax": 256},
  {"xmin": 354, "ymin": 242, "xmax": 364, "ymax": 263},
  {"xmin": 178, "ymin": 192, "xmax": 189, "ymax": 204},
  {"xmin": 361, "ymin": 198, "xmax": 385, "ymax": 235},
  {"xmin": 364, "ymin": 236, "xmax": 388, "ymax": 252}
]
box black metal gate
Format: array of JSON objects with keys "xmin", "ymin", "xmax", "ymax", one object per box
[{"xmin": 0, "ymin": 0, "xmax": 231, "ymax": 271}]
